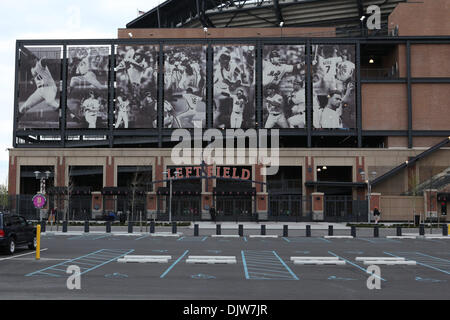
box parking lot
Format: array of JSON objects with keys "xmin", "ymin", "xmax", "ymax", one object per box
[{"xmin": 0, "ymin": 225, "xmax": 449, "ymax": 300}]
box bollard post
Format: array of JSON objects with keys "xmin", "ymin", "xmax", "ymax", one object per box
[
  {"xmin": 106, "ymin": 221, "xmax": 111, "ymax": 233},
  {"xmin": 84, "ymin": 220, "xmax": 89, "ymax": 233},
  {"xmin": 194, "ymin": 224, "xmax": 199, "ymax": 236},
  {"xmin": 328, "ymin": 225, "xmax": 333, "ymax": 236},
  {"xmin": 442, "ymin": 224, "xmax": 448, "ymax": 236},
  {"xmin": 216, "ymin": 224, "xmax": 221, "ymax": 235},
  {"xmin": 374, "ymin": 226, "xmax": 379, "ymax": 238},
  {"xmin": 40, "ymin": 220, "xmax": 46, "ymax": 233},
  {"xmin": 36, "ymin": 224, "xmax": 41, "ymax": 260},
  {"xmin": 150, "ymin": 221, "xmax": 155, "ymax": 234},
  {"xmin": 283, "ymin": 225, "xmax": 288, "ymax": 238},
  {"xmin": 261, "ymin": 225, "xmax": 266, "ymax": 236},
  {"xmin": 172, "ymin": 222, "xmax": 177, "ymax": 234},
  {"xmin": 396, "ymin": 226, "xmax": 402, "ymax": 236},
  {"xmin": 351, "ymin": 226, "xmax": 356, "ymax": 237},
  {"xmin": 419, "ymin": 224, "xmax": 425, "ymax": 236},
  {"xmin": 306, "ymin": 225, "xmax": 311, "ymax": 237},
  {"xmin": 238, "ymin": 224, "xmax": 243, "ymax": 237},
  {"xmin": 128, "ymin": 221, "xmax": 133, "ymax": 233},
  {"xmin": 62, "ymin": 220, "xmax": 68, "ymax": 233}
]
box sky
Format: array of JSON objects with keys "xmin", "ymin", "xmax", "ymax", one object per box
[{"xmin": 0, "ymin": 0, "xmax": 161, "ymax": 186}]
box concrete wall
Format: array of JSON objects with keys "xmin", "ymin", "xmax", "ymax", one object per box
[{"xmin": 380, "ymin": 196, "xmax": 426, "ymax": 222}]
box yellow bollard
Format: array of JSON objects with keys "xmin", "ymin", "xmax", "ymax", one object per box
[{"xmin": 36, "ymin": 224, "xmax": 41, "ymax": 260}]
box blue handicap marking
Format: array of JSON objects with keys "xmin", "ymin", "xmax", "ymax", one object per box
[
  {"xmin": 153, "ymin": 249, "xmax": 168, "ymax": 253},
  {"xmin": 105, "ymin": 273, "xmax": 128, "ymax": 279},
  {"xmin": 415, "ymin": 276, "xmax": 447, "ymax": 283},
  {"xmin": 191, "ymin": 274, "xmax": 216, "ymax": 280},
  {"xmin": 328, "ymin": 275, "xmax": 357, "ymax": 281}
]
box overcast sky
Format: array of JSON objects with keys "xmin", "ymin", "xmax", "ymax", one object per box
[{"xmin": 0, "ymin": 0, "xmax": 161, "ymax": 186}]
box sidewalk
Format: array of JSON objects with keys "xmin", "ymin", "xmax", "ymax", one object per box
[{"xmin": 188, "ymin": 222, "xmax": 351, "ymax": 230}]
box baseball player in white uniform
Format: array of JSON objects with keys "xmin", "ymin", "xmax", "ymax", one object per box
[
  {"xmin": 229, "ymin": 88, "xmax": 247, "ymax": 128},
  {"xmin": 19, "ymin": 57, "xmax": 59, "ymax": 114},
  {"xmin": 263, "ymin": 50, "xmax": 303, "ymax": 87},
  {"xmin": 318, "ymin": 91, "xmax": 343, "ymax": 129},
  {"xmin": 177, "ymin": 87, "xmax": 201, "ymax": 127},
  {"xmin": 70, "ymin": 50, "xmax": 107, "ymax": 91},
  {"xmin": 287, "ymin": 80, "xmax": 306, "ymax": 128},
  {"xmin": 115, "ymin": 96, "xmax": 131, "ymax": 128},
  {"xmin": 163, "ymin": 100, "xmax": 181, "ymax": 128},
  {"xmin": 312, "ymin": 46, "xmax": 343, "ymax": 95},
  {"xmin": 81, "ymin": 91, "xmax": 101, "ymax": 128},
  {"xmin": 264, "ymin": 85, "xmax": 288, "ymax": 128}
]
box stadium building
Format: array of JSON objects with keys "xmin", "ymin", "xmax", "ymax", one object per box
[{"xmin": 8, "ymin": 0, "xmax": 450, "ymax": 223}]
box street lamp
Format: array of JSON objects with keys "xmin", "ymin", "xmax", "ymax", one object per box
[
  {"xmin": 360, "ymin": 171, "xmax": 377, "ymax": 223},
  {"xmin": 163, "ymin": 170, "xmax": 180, "ymax": 223},
  {"xmin": 34, "ymin": 170, "xmax": 51, "ymax": 193}
]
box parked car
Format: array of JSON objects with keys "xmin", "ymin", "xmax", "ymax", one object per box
[{"xmin": 0, "ymin": 213, "xmax": 37, "ymax": 255}]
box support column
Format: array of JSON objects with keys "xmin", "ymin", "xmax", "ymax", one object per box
[
  {"xmin": 255, "ymin": 163, "xmax": 268, "ymax": 220},
  {"xmin": 256, "ymin": 193, "xmax": 268, "ymax": 220},
  {"xmin": 312, "ymin": 192, "xmax": 324, "ymax": 221},
  {"xmin": 146, "ymin": 192, "xmax": 157, "ymax": 219},
  {"xmin": 104, "ymin": 156, "xmax": 115, "ymax": 212},
  {"xmin": 424, "ymin": 189, "xmax": 438, "ymax": 220},
  {"xmin": 91, "ymin": 192, "xmax": 103, "ymax": 219}
]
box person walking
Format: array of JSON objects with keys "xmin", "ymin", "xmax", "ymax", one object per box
[
  {"xmin": 209, "ymin": 207, "xmax": 217, "ymax": 223},
  {"xmin": 373, "ymin": 206, "xmax": 381, "ymax": 224}
]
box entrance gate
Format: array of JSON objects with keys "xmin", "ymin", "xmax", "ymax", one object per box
[{"xmin": 324, "ymin": 195, "xmax": 368, "ymax": 222}]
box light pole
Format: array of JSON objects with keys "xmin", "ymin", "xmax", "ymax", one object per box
[
  {"xmin": 163, "ymin": 170, "xmax": 179, "ymax": 223},
  {"xmin": 360, "ymin": 171, "xmax": 377, "ymax": 223}
]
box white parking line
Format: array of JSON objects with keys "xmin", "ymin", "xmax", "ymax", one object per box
[{"xmin": 0, "ymin": 248, "xmax": 48, "ymax": 261}]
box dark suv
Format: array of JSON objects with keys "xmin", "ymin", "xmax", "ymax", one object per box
[{"xmin": 0, "ymin": 213, "xmax": 36, "ymax": 255}]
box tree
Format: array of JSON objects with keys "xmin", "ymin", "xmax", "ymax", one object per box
[
  {"xmin": 0, "ymin": 184, "xmax": 8, "ymax": 211},
  {"xmin": 128, "ymin": 167, "xmax": 152, "ymax": 231}
]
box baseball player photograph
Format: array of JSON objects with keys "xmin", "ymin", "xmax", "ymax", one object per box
[
  {"xmin": 116, "ymin": 45, "xmax": 158, "ymax": 128},
  {"xmin": 264, "ymin": 84, "xmax": 289, "ymax": 128},
  {"xmin": 163, "ymin": 45, "xmax": 206, "ymax": 128},
  {"xmin": 17, "ymin": 46, "xmax": 61, "ymax": 129},
  {"xmin": 213, "ymin": 45, "xmax": 255, "ymax": 129},
  {"xmin": 262, "ymin": 45, "xmax": 305, "ymax": 129},
  {"xmin": 81, "ymin": 90, "xmax": 105, "ymax": 129},
  {"xmin": 312, "ymin": 44, "xmax": 356, "ymax": 129},
  {"xmin": 114, "ymin": 95, "xmax": 131, "ymax": 129},
  {"xmin": 67, "ymin": 46, "xmax": 109, "ymax": 129}
]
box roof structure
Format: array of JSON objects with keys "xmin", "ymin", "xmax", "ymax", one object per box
[{"xmin": 127, "ymin": 0, "xmax": 407, "ymax": 36}]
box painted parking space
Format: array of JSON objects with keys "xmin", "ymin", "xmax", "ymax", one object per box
[
  {"xmin": 2, "ymin": 233, "xmax": 449, "ymax": 299},
  {"xmin": 384, "ymin": 251, "xmax": 450, "ymax": 275},
  {"xmin": 177, "ymin": 236, "xmax": 208, "ymax": 242},
  {"xmin": 25, "ymin": 249, "xmax": 134, "ymax": 277},
  {"xmin": 241, "ymin": 250, "xmax": 299, "ymax": 280},
  {"xmin": 283, "ymin": 237, "xmax": 331, "ymax": 243}
]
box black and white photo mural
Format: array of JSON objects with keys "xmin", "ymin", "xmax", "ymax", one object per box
[
  {"xmin": 262, "ymin": 45, "xmax": 306, "ymax": 129},
  {"xmin": 17, "ymin": 46, "xmax": 62, "ymax": 129},
  {"xmin": 66, "ymin": 46, "xmax": 109, "ymax": 129},
  {"xmin": 163, "ymin": 45, "xmax": 206, "ymax": 128},
  {"xmin": 115, "ymin": 45, "xmax": 159, "ymax": 128},
  {"xmin": 312, "ymin": 44, "xmax": 356, "ymax": 129},
  {"xmin": 213, "ymin": 45, "xmax": 255, "ymax": 129}
]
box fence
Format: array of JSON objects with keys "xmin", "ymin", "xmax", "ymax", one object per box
[{"xmin": 324, "ymin": 195, "xmax": 368, "ymax": 222}]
